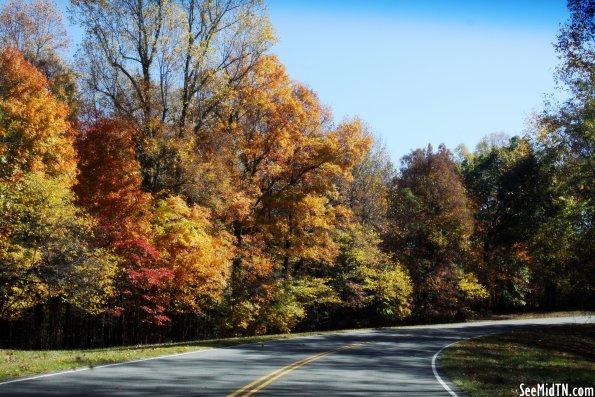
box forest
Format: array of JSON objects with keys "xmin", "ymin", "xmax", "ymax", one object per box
[{"xmin": 0, "ymin": 0, "xmax": 592, "ymax": 348}]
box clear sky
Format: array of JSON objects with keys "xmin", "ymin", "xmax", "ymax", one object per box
[
  {"xmin": 266, "ymin": 0, "xmax": 570, "ymax": 162},
  {"xmin": 51, "ymin": 0, "xmax": 570, "ymax": 163}
]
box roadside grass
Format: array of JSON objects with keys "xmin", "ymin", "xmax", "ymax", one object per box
[
  {"xmin": 482, "ymin": 310, "xmax": 593, "ymax": 321},
  {"xmin": 441, "ymin": 324, "xmax": 595, "ymax": 397},
  {"xmin": 1, "ymin": 310, "xmax": 590, "ymax": 382}
]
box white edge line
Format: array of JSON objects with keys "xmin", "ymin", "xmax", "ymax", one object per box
[
  {"xmin": 0, "ymin": 337, "xmax": 287, "ymax": 387},
  {"xmin": 0, "ymin": 347, "xmax": 216, "ymax": 386},
  {"xmin": 430, "ymin": 316, "xmax": 593, "ymax": 397},
  {"xmin": 0, "ymin": 331, "xmax": 346, "ymax": 387},
  {"xmin": 432, "ymin": 340, "xmax": 463, "ymax": 397}
]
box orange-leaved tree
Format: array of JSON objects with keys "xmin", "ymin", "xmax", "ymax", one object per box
[
  {"xmin": 0, "ymin": 46, "xmax": 75, "ymax": 180},
  {"xmin": 193, "ymin": 56, "xmax": 371, "ymax": 334},
  {"xmin": 75, "ymin": 118, "xmax": 172, "ymax": 334},
  {"xmin": 76, "ymin": 117, "xmax": 235, "ymax": 336}
]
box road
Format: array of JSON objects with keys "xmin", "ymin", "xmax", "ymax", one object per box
[{"xmin": 0, "ymin": 316, "xmax": 591, "ymax": 396}]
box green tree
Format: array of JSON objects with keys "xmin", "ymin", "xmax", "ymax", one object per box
[
  {"xmin": 463, "ymin": 137, "xmax": 548, "ymax": 308},
  {"xmin": 332, "ymin": 225, "xmax": 412, "ymax": 325},
  {"xmin": 531, "ymin": 0, "xmax": 594, "ymax": 308}
]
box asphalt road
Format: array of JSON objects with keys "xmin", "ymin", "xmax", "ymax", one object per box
[{"xmin": 0, "ymin": 316, "xmax": 591, "ymax": 396}]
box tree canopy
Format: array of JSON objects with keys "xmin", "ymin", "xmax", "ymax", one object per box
[{"xmin": 0, "ymin": 0, "xmax": 592, "ymax": 348}]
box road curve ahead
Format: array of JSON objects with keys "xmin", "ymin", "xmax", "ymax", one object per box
[{"xmin": 0, "ymin": 316, "xmax": 591, "ymax": 396}]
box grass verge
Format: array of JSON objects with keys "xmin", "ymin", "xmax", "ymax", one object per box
[
  {"xmin": 441, "ymin": 324, "xmax": 595, "ymax": 397},
  {"xmin": 481, "ymin": 310, "xmax": 593, "ymax": 321}
]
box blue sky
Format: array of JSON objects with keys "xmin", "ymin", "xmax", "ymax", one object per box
[
  {"xmin": 51, "ymin": 0, "xmax": 570, "ymax": 162},
  {"xmin": 266, "ymin": 0, "xmax": 570, "ymax": 162}
]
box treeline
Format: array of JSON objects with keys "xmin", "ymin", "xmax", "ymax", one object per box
[{"xmin": 0, "ymin": 0, "xmax": 592, "ymax": 348}]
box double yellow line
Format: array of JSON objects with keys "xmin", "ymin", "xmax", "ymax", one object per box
[{"xmin": 227, "ymin": 341, "xmax": 368, "ymax": 397}]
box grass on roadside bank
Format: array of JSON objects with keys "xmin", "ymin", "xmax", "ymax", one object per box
[
  {"xmin": 481, "ymin": 310, "xmax": 593, "ymax": 321},
  {"xmin": 441, "ymin": 324, "xmax": 595, "ymax": 397}
]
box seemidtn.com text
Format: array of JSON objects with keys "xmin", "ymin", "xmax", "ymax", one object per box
[{"xmin": 519, "ymin": 384, "xmax": 594, "ymax": 397}]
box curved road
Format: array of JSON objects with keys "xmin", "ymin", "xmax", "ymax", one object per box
[{"xmin": 0, "ymin": 316, "xmax": 591, "ymax": 396}]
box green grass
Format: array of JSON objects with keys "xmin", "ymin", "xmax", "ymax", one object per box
[
  {"xmin": 441, "ymin": 324, "xmax": 595, "ymax": 397},
  {"xmin": 482, "ymin": 310, "xmax": 593, "ymax": 321}
]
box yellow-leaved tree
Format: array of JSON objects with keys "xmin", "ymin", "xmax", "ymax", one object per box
[{"xmin": 152, "ymin": 196, "xmax": 234, "ymax": 314}]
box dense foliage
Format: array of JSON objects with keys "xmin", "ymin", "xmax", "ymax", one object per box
[{"xmin": 0, "ymin": 0, "xmax": 592, "ymax": 348}]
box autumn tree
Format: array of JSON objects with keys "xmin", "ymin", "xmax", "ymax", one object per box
[
  {"xmin": 188, "ymin": 56, "xmax": 372, "ymax": 334},
  {"xmin": 0, "ymin": 48, "xmax": 115, "ymax": 347},
  {"xmin": 0, "ymin": 47, "xmax": 75, "ymax": 180},
  {"xmin": 387, "ymin": 144, "xmax": 487, "ymax": 319},
  {"xmin": 76, "ymin": 118, "xmax": 165, "ymax": 337},
  {"xmin": 326, "ymin": 131, "xmax": 412, "ymax": 327},
  {"xmin": 75, "ymin": 118, "xmax": 171, "ymax": 340},
  {"xmin": 75, "ymin": 118, "xmax": 235, "ymax": 340},
  {"xmin": 152, "ymin": 196, "xmax": 233, "ymax": 315},
  {"xmin": 70, "ymin": 0, "xmax": 275, "ymax": 192},
  {"xmin": 0, "ymin": 0, "xmax": 68, "ymax": 61},
  {"xmin": 0, "ymin": 0, "xmax": 77, "ymax": 108},
  {"xmin": 75, "ymin": 119, "xmax": 153, "ymax": 240}
]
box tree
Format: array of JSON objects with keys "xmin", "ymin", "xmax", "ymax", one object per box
[
  {"xmin": 0, "ymin": 0, "xmax": 77, "ymax": 108},
  {"xmin": 202, "ymin": 56, "xmax": 371, "ymax": 334},
  {"xmin": 0, "ymin": 48, "xmax": 114, "ymax": 334},
  {"xmin": 554, "ymin": 0, "xmax": 595, "ymax": 101},
  {"xmin": 532, "ymin": 0, "xmax": 594, "ymax": 308},
  {"xmin": 0, "ymin": 173, "xmax": 116, "ymax": 322},
  {"xmin": 342, "ymin": 132, "xmax": 395, "ymax": 232},
  {"xmin": 75, "ymin": 117, "xmax": 237, "ymax": 338},
  {"xmin": 75, "ymin": 117, "xmax": 173, "ymax": 336},
  {"xmin": 75, "ymin": 118, "xmax": 153, "ymax": 241},
  {"xmin": 0, "ymin": 46, "xmax": 76, "ymax": 180},
  {"xmin": 152, "ymin": 196, "xmax": 233, "ymax": 315},
  {"xmin": 474, "ymin": 132, "xmax": 510, "ymax": 156},
  {"xmin": 541, "ymin": 0, "xmax": 594, "ymax": 218},
  {"xmin": 462, "ymin": 137, "xmax": 545, "ymax": 308},
  {"xmin": 387, "ymin": 144, "xmax": 487, "ymax": 319},
  {"xmin": 0, "ymin": 0, "xmax": 68, "ymax": 62},
  {"xmin": 330, "ymin": 224, "xmax": 412, "ymax": 326},
  {"xmin": 71, "ymin": 0, "xmax": 275, "ymax": 192}
]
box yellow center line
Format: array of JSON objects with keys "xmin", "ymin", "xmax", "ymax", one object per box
[{"xmin": 227, "ymin": 342, "xmax": 368, "ymax": 397}]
